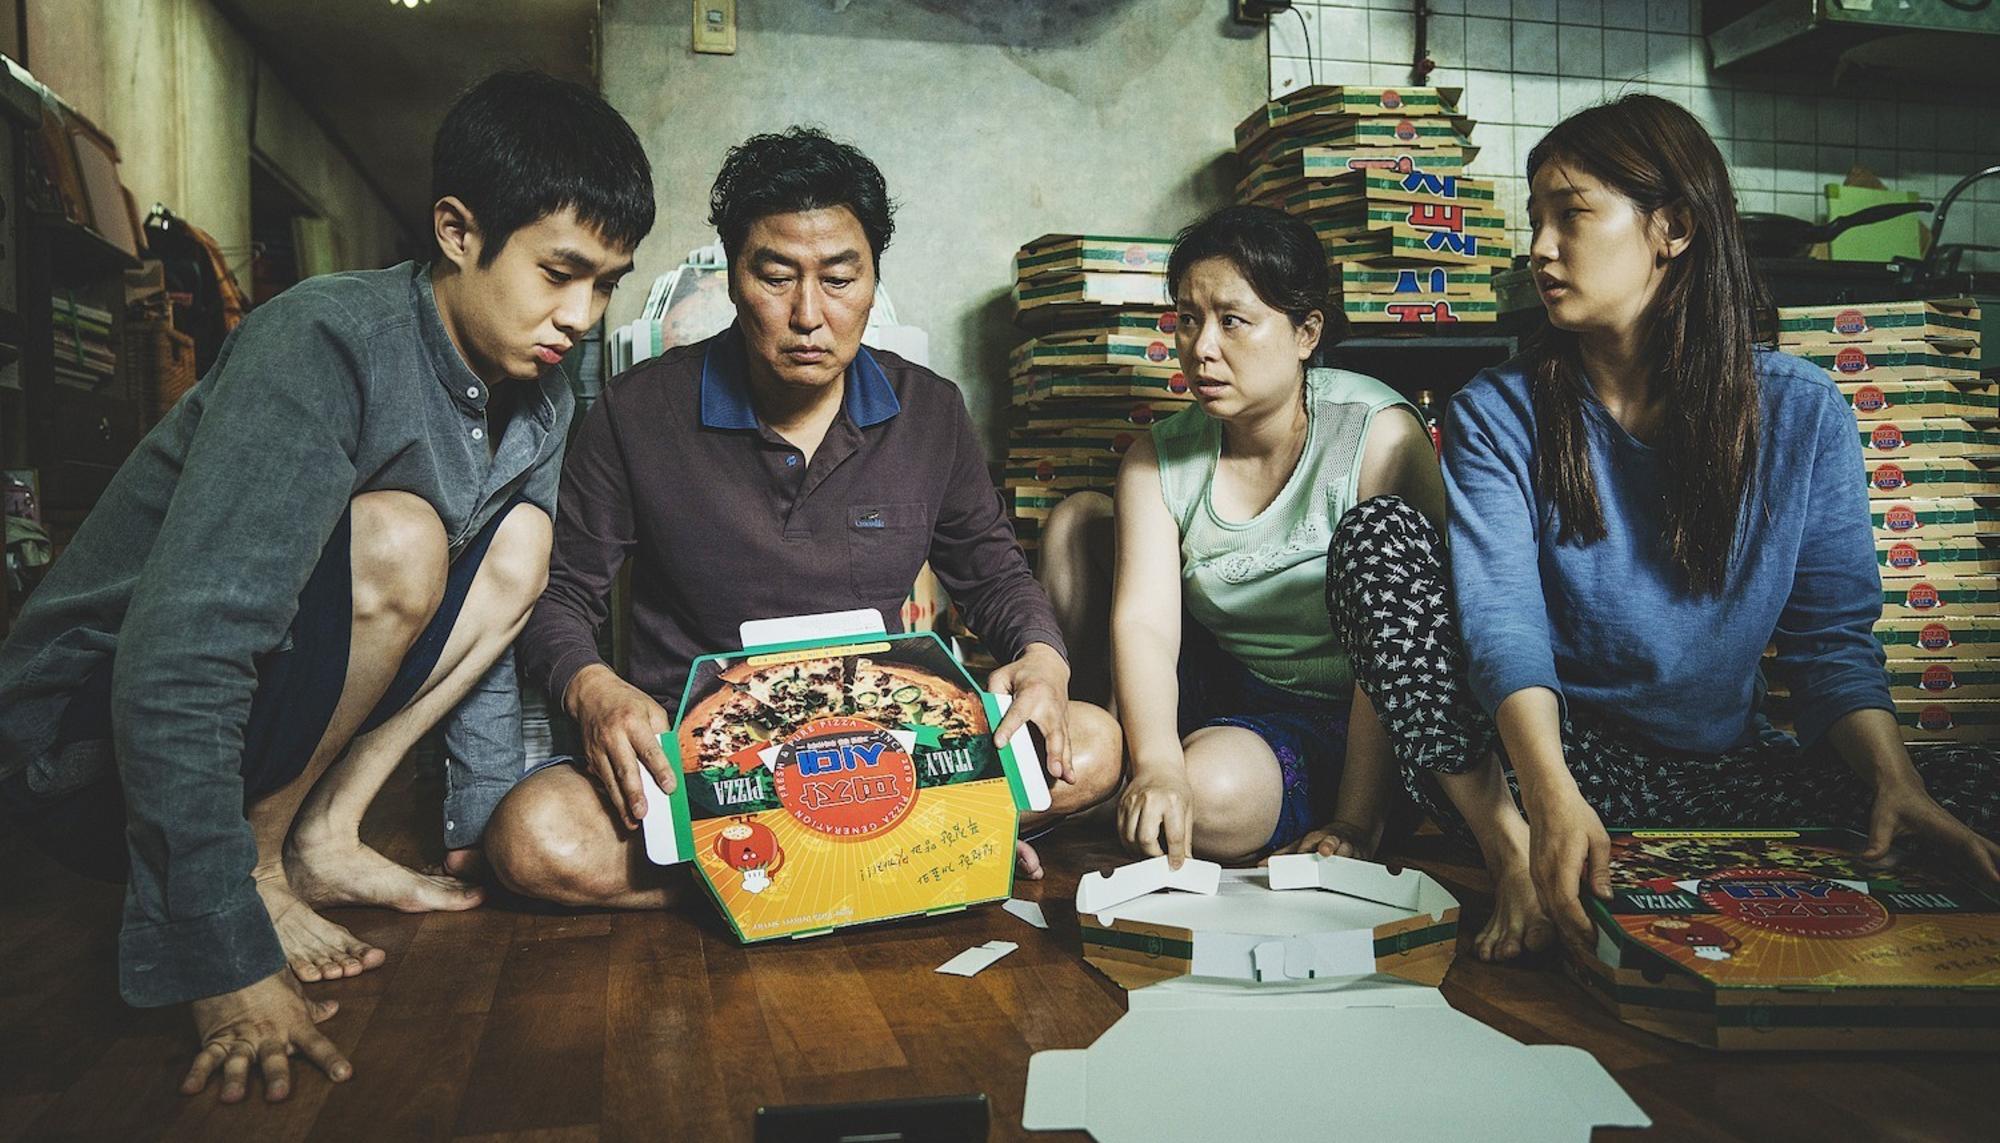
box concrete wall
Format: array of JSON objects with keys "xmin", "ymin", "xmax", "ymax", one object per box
[
  {"xmin": 600, "ymin": 0, "xmax": 1269, "ymax": 447},
  {"xmin": 23, "ymin": 0, "xmax": 405, "ymax": 276}
]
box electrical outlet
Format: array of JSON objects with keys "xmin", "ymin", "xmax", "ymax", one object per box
[
  {"xmin": 1232, "ymin": 0, "xmax": 1292, "ymax": 25},
  {"xmin": 694, "ymin": 0, "xmax": 736, "ymax": 55}
]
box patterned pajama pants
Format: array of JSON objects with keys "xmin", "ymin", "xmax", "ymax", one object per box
[{"xmin": 1323, "ymin": 495, "xmax": 2000, "ymax": 847}]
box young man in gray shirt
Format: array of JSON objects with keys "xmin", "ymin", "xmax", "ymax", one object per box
[{"xmin": 0, "ymin": 71, "xmax": 652, "ymax": 1101}]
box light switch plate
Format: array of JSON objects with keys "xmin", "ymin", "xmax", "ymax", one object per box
[{"xmin": 693, "ymin": 0, "xmax": 736, "ymax": 55}]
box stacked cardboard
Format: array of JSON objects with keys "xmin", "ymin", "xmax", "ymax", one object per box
[
  {"xmin": 1006, "ymin": 234, "xmax": 1194, "ymax": 551},
  {"xmin": 1233, "ymin": 85, "xmax": 1506, "ymax": 328},
  {"xmin": 1780, "ymin": 298, "xmax": 1998, "ymax": 743},
  {"xmin": 50, "ymin": 292, "xmax": 116, "ymax": 390}
]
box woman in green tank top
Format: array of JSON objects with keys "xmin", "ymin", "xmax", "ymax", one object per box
[{"xmin": 1043, "ymin": 205, "xmax": 1444, "ymax": 865}]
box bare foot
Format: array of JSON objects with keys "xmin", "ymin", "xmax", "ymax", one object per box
[
  {"xmin": 285, "ymin": 839, "xmax": 486, "ymax": 914},
  {"xmin": 1473, "ymin": 856, "xmax": 1556, "ymax": 963},
  {"xmin": 254, "ymin": 870, "xmax": 387, "ymax": 983},
  {"xmin": 1015, "ymin": 839, "xmax": 1044, "ymax": 881}
]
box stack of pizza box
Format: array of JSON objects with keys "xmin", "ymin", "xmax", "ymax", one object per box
[
  {"xmin": 1234, "ymin": 85, "xmax": 1506, "ymax": 329},
  {"xmin": 1781, "ymin": 298, "xmax": 1999, "ymax": 744},
  {"xmin": 1005, "ymin": 234, "xmax": 1195, "ymax": 552}
]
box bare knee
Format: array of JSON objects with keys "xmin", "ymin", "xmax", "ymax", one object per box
[
  {"xmin": 480, "ymin": 503, "xmax": 552, "ymax": 619},
  {"xmin": 1181, "ymin": 727, "xmax": 1283, "ymax": 861},
  {"xmin": 348, "ymin": 491, "xmax": 447, "ymax": 629},
  {"xmin": 1058, "ymin": 701, "xmax": 1124, "ymax": 808},
  {"xmin": 485, "ymin": 772, "xmax": 627, "ymax": 905}
]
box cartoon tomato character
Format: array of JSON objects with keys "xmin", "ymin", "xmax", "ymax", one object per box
[
  {"xmin": 714, "ymin": 817, "xmax": 785, "ymax": 894},
  {"xmin": 1649, "ymin": 917, "xmax": 1740, "ymax": 961}
]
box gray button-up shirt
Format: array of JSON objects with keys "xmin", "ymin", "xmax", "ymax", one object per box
[{"xmin": 0, "ymin": 262, "xmax": 568, "ymax": 1007}]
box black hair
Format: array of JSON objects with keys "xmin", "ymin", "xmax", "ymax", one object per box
[
  {"xmin": 708, "ymin": 127, "xmax": 896, "ymax": 267},
  {"xmin": 432, "ymin": 70, "xmax": 655, "ymax": 265},
  {"xmin": 1166, "ymin": 204, "xmax": 1330, "ymax": 327}
]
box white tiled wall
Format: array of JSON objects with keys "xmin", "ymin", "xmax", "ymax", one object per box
[{"xmin": 1268, "ymin": 0, "xmax": 2000, "ymax": 271}]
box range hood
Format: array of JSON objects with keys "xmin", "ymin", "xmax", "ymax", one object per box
[{"xmin": 1707, "ymin": 0, "xmax": 2000, "ymax": 89}]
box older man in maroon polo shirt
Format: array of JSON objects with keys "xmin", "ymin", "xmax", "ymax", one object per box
[{"xmin": 483, "ymin": 127, "xmax": 1122, "ymax": 904}]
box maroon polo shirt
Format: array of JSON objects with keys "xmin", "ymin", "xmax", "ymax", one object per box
[{"xmin": 519, "ymin": 324, "xmax": 1066, "ymax": 710}]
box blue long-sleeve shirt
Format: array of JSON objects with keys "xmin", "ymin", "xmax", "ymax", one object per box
[{"xmin": 1442, "ymin": 348, "xmax": 1889, "ymax": 755}]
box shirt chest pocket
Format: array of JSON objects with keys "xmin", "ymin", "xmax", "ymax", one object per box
[{"xmin": 846, "ymin": 502, "xmax": 931, "ymax": 600}]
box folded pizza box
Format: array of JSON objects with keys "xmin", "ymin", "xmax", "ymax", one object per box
[
  {"xmin": 1875, "ymin": 535, "xmax": 2000, "ymax": 578},
  {"xmin": 1003, "ymin": 449, "xmax": 1124, "ymax": 489},
  {"xmin": 1875, "ymin": 614, "xmax": 2000, "ymax": 660},
  {"xmin": 1316, "ymin": 221, "xmax": 1513, "ymax": 268},
  {"xmin": 1283, "ymin": 168, "xmax": 1499, "ymax": 217},
  {"xmin": 1234, "ymin": 84, "xmax": 1465, "ymax": 153},
  {"xmin": 1014, "ymin": 273, "xmax": 1171, "ymax": 322},
  {"xmin": 1011, "ymin": 368, "xmax": 1195, "ymax": 405},
  {"xmin": 1879, "ymin": 574, "xmax": 2000, "ymax": 615},
  {"xmin": 1871, "ymin": 497, "xmax": 2000, "ymax": 540},
  {"xmin": 1865, "ymin": 456, "xmax": 2000, "ymax": 499},
  {"xmin": 1015, "ymin": 234, "xmax": 1174, "ymax": 282},
  {"xmin": 638, "ymin": 623, "xmax": 1051, "ymax": 943},
  {"xmin": 1894, "ymin": 698, "xmax": 2000, "ymax": 743},
  {"xmin": 1010, "ymin": 335, "xmax": 1182, "ymax": 380},
  {"xmin": 1009, "ymin": 425, "xmax": 1149, "ymax": 457},
  {"xmin": 1010, "ymin": 486, "xmax": 1067, "ymax": 520},
  {"xmin": 1075, "ymin": 854, "xmax": 1460, "ymax": 992},
  {"xmin": 1301, "ymin": 200, "xmax": 1509, "ymax": 242},
  {"xmin": 1842, "ymin": 379, "xmax": 1997, "ymax": 423},
  {"xmin": 1857, "ymin": 418, "xmax": 2000, "ymax": 459},
  {"xmin": 1018, "ymin": 398, "xmax": 1189, "ymax": 429},
  {"xmin": 1887, "ymin": 657, "xmax": 2000, "ymax": 700},
  {"xmin": 1242, "ymin": 117, "xmax": 1477, "ymax": 169},
  {"xmin": 1238, "ymin": 147, "xmax": 1471, "ymax": 206},
  {"xmin": 1341, "ymin": 295, "xmax": 1501, "ymax": 325},
  {"xmin": 1776, "ymin": 298, "xmax": 1980, "ymax": 349},
  {"xmin": 1567, "ymin": 829, "xmax": 2000, "ymax": 1051},
  {"xmin": 1797, "ymin": 340, "xmax": 1981, "ymax": 384},
  {"xmin": 1336, "ymin": 262, "xmax": 1495, "ymax": 300}
]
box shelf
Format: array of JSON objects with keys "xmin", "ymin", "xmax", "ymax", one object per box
[{"xmin": 31, "ymin": 212, "xmax": 142, "ymax": 285}]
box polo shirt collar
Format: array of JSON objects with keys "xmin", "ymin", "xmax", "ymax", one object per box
[{"xmin": 700, "ymin": 323, "xmax": 902, "ymax": 431}]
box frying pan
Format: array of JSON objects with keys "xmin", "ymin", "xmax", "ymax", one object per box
[{"xmin": 1740, "ymin": 200, "xmax": 1934, "ymax": 259}]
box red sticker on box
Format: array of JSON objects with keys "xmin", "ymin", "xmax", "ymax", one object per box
[
  {"xmin": 1884, "ymin": 504, "xmax": 1919, "ymax": 532},
  {"xmin": 1834, "ymin": 309, "xmax": 1869, "ymax": 336},
  {"xmin": 1835, "ymin": 347, "xmax": 1870, "ymax": 374},
  {"xmin": 1168, "ymin": 372, "xmax": 1189, "ymax": 394},
  {"xmin": 1888, "ymin": 542, "xmax": 1923, "ymax": 569},
  {"xmin": 1128, "ymin": 404, "xmax": 1156, "ymax": 425},
  {"xmin": 1906, "ymin": 582, "xmax": 1940, "ymax": 609},
  {"xmin": 771, "ymin": 717, "xmax": 917, "ymax": 840},
  {"xmin": 1918, "ymin": 622, "xmax": 1953, "ymax": 650},
  {"xmin": 1145, "ymin": 341, "xmax": 1170, "ymax": 363},
  {"xmin": 1853, "ymin": 385, "xmax": 1887, "ymax": 412},
  {"xmin": 1156, "ymin": 312, "xmax": 1178, "ymax": 333},
  {"xmin": 1123, "ymin": 244, "xmax": 1152, "ymax": 269},
  {"xmin": 1700, "ymin": 869, "xmax": 1889, "ymax": 940},
  {"xmin": 1394, "ymin": 118, "xmax": 1418, "ymax": 141},
  {"xmin": 1381, "ymin": 89, "xmax": 1404, "ymax": 110},
  {"xmin": 1921, "ymin": 664, "xmax": 1958, "ymax": 691},
  {"xmin": 1871, "ymin": 424, "xmax": 1906, "ymax": 451},
  {"xmin": 1872, "ymin": 464, "xmax": 1907, "ymax": 490},
  {"xmin": 1918, "ymin": 704, "xmax": 1955, "ymax": 731}
]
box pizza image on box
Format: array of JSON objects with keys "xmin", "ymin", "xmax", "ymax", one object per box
[{"xmin": 640, "ymin": 631, "xmax": 1048, "ymax": 943}]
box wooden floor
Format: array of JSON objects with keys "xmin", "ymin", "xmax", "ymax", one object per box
[{"xmin": 4, "ymin": 759, "xmax": 1999, "ymax": 1143}]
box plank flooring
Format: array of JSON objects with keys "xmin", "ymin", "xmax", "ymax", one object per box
[{"xmin": 4, "ymin": 757, "xmax": 1997, "ymax": 1142}]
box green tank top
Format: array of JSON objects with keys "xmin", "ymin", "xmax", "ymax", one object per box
[{"xmin": 1151, "ymin": 368, "xmax": 1418, "ymax": 699}]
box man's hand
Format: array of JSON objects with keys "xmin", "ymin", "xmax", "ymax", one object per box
[
  {"xmin": 988, "ymin": 642, "xmax": 1073, "ymax": 783},
  {"xmin": 1864, "ymin": 775, "xmax": 2000, "ymax": 882},
  {"xmin": 1522, "ymin": 780, "xmax": 1611, "ymax": 949},
  {"xmin": 1270, "ymin": 817, "xmax": 1382, "ymax": 861},
  {"xmin": 1118, "ymin": 770, "xmax": 1196, "ymax": 869},
  {"xmin": 565, "ymin": 663, "xmax": 674, "ymax": 829},
  {"xmin": 182, "ymin": 970, "xmax": 351, "ymax": 1103}
]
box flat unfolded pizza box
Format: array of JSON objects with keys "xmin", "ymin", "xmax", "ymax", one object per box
[
  {"xmin": 1234, "ymin": 84, "xmax": 1465, "ymax": 153},
  {"xmin": 1242, "ymin": 117, "xmax": 1477, "ymax": 169},
  {"xmin": 1283, "ymin": 168, "xmax": 1498, "ymax": 216},
  {"xmin": 1857, "ymin": 418, "xmax": 2000, "ymax": 459},
  {"xmin": 638, "ymin": 620, "xmax": 1049, "ymax": 942},
  {"xmin": 1014, "ymin": 273, "xmax": 1171, "ymax": 321},
  {"xmin": 1569, "ymin": 829, "xmax": 2000, "ymax": 1050},
  {"xmin": 1843, "ymin": 379, "xmax": 1997, "ymax": 422},
  {"xmin": 1866, "ymin": 456, "xmax": 2000, "ymax": 499},
  {"xmin": 1337, "ymin": 262, "xmax": 1494, "ymax": 299},
  {"xmin": 1875, "ymin": 614, "xmax": 2000, "ymax": 659},
  {"xmin": 1010, "ymin": 334, "xmax": 1181, "ymax": 380},
  {"xmin": 1315, "ymin": 220, "xmax": 1513, "ymax": 268},
  {"xmin": 1872, "ymin": 497, "xmax": 2000, "ymax": 539},
  {"xmin": 1799, "ymin": 341, "xmax": 1982, "ymax": 384},
  {"xmin": 1875, "ymin": 534, "xmax": 2000, "ymax": 578},
  {"xmin": 1880, "ymin": 574, "xmax": 2000, "ymax": 615},
  {"xmin": 1777, "ymin": 298, "xmax": 1980, "ymax": 349},
  {"xmin": 1023, "ymin": 976, "xmax": 1647, "ymax": 1142},
  {"xmin": 1075, "ymin": 855, "xmax": 1460, "ymax": 991},
  {"xmin": 1342, "ymin": 294, "xmax": 1500, "ymax": 325},
  {"xmin": 1895, "ymin": 698, "xmax": 2000, "ymax": 742},
  {"xmin": 1011, "ymin": 368, "xmax": 1194, "ymax": 406},
  {"xmin": 1238, "ymin": 147, "xmax": 1470, "ymax": 206},
  {"xmin": 1015, "ymin": 235, "xmax": 1173, "ymax": 282},
  {"xmin": 1886, "ymin": 657, "xmax": 2000, "ymax": 700},
  {"xmin": 1003, "ymin": 449, "xmax": 1124, "ymax": 491}
]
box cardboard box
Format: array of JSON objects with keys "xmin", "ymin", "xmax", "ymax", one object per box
[
  {"xmin": 1309, "ymin": 200, "xmax": 1508, "ymax": 242},
  {"xmin": 1857, "ymin": 418, "xmax": 2000, "ymax": 459},
  {"xmin": 1894, "ymin": 699, "xmax": 2000, "ymax": 743},
  {"xmin": 1876, "ymin": 535, "xmax": 2000, "ymax": 578},
  {"xmin": 1875, "ymin": 614, "xmax": 2000, "ymax": 659},
  {"xmin": 1242, "ymin": 117, "xmax": 1476, "ymax": 168},
  {"xmin": 1337, "ymin": 263, "xmax": 1495, "ymax": 299},
  {"xmin": 1887, "ymin": 657, "xmax": 2000, "ymax": 700},
  {"xmin": 1569, "ymin": 829, "xmax": 2000, "ymax": 1050},
  {"xmin": 637, "ymin": 626, "xmax": 1050, "ymax": 943},
  {"xmin": 1010, "ymin": 369, "xmax": 1194, "ymax": 405},
  {"xmin": 1842, "ymin": 379, "xmax": 1998, "ymax": 422},
  {"xmin": 1076, "ymin": 855, "xmax": 1459, "ymax": 991},
  {"xmin": 1015, "ymin": 234, "xmax": 1174, "ymax": 281},
  {"xmin": 1865, "ymin": 456, "xmax": 2000, "ymax": 499},
  {"xmin": 1010, "ymin": 334, "xmax": 1182, "ymax": 380},
  {"xmin": 1014, "ymin": 272, "xmax": 1171, "ymax": 317},
  {"xmin": 1018, "ymin": 398, "xmax": 1189, "ymax": 429},
  {"xmin": 1282, "ymin": 168, "xmax": 1499, "ymax": 215},
  {"xmin": 1237, "ymin": 147, "xmax": 1470, "ymax": 206},
  {"xmin": 1776, "ymin": 297, "xmax": 1980, "ymax": 348},
  {"xmin": 1315, "ymin": 220, "xmax": 1513, "ymax": 268},
  {"xmin": 1010, "ymin": 485, "xmax": 1067, "ymax": 519},
  {"xmin": 1009, "ymin": 425, "xmax": 1148, "ymax": 457},
  {"xmin": 1872, "ymin": 497, "xmax": 2000, "ymax": 539},
  {"xmin": 1879, "ymin": 574, "xmax": 2000, "ymax": 615},
  {"xmin": 1796, "ymin": 341, "xmax": 1981, "ymax": 384},
  {"xmin": 1342, "ymin": 295, "xmax": 1500, "ymax": 325},
  {"xmin": 1234, "ymin": 84, "xmax": 1466, "ymax": 153},
  {"xmin": 1003, "ymin": 449, "xmax": 1124, "ymax": 489}
]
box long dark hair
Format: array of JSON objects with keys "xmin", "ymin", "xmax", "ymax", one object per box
[{"xmin": 1523, "ymin": 95, "xmax": 1764, "ymax": 595}]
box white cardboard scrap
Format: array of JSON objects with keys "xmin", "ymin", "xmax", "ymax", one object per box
[
  {"xmin": 1003, "ymin": 898, "xmax": 1050, "ymax": 929},
  {"xmin": 936, "ymin": 940, "xmax": 1018, "ymax": 977},
  {"xmin": 1075, "ymin": 855, "xmax": 1222, "ymax": 920},
  {"xmin": 1266, "ymin": 852, "xmax": 1456, "ymax": 918},
  {"xmin": 738, "ymin": 608, "xmax": 885, "ymax": 646}
]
